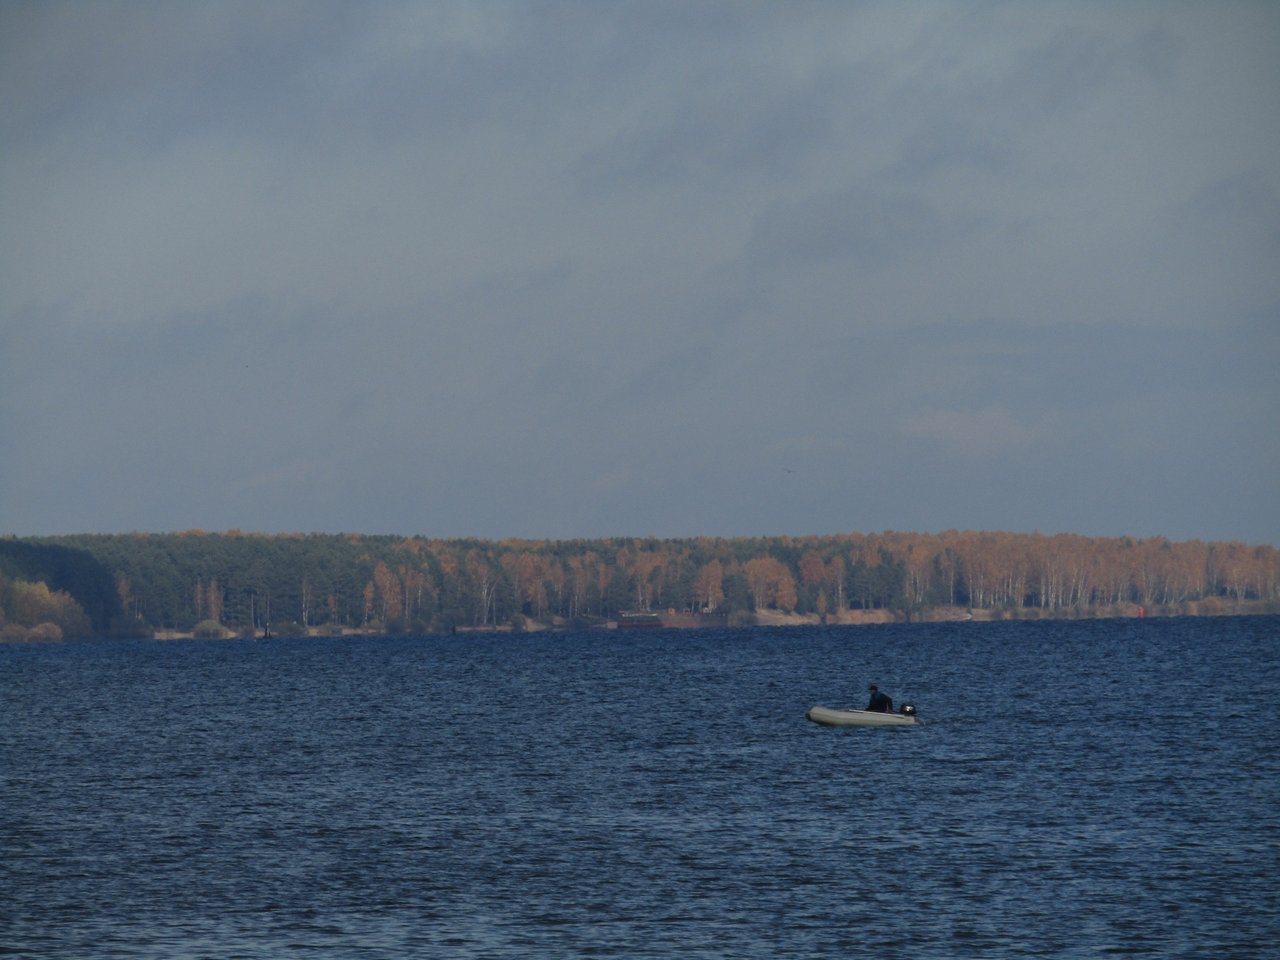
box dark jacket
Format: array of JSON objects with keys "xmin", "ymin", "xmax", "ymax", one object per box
[{"xmin": 866, "ymin": 690, "xmax": 893, "ymax": 713}]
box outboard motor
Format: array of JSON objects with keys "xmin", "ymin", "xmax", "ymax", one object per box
[{"xmin": 899, "ymin": 703, "xmax": 917, "ymax": 717}]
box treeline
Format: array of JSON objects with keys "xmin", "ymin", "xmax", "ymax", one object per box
[
  {"xmin": 4, "ymin": 530, "xmax": 1277, "ymax": 638},
  {"xmin": 0, "ymin": 540, "xmax": 121, "ymax": 640}
]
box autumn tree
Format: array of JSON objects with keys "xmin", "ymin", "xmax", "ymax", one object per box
[
  {"xmin": 693, "ymin": 560, "xmax": 725, "ymax": 612},
  {"xmin": 797, "ymin": 550, "xmax": 828, "ymax": 613},
  {"xmin": 630, "ymin": 551, "xmax": 666, "ymax": 611},
  {"xmin": 827, "ymin": 555, "xmax": 847, "ymax": 611},
  {"xmin": 15, "ymin": 529, "xmax": 1277, "ymax": 634},
  {"xmin": 373, "ymin": 562, "xmax": 402, "ymax": 625},
  {"xmin": 400, "ymin": 566, "xmax": 435, "ymax": 626},
  {"xmin": 744, "ymin": 557, "xmax": 797, "ymax": 612},
  {"xmin": 2, "ymin": 580, "xmax": 92, "ymax": 638},
  {"xmin": 465, "ymin": 550, "xmax": 499, "ymax": 626}
]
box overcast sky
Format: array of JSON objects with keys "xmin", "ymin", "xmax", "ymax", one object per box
[{"xmin": 2, "ymin": 1, "xmax": 1277, "ymax": 544}]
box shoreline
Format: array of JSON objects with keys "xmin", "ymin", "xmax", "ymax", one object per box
[{"xmin": 133, "ymin": 600, "xmax": 1273, "ymax": 641}]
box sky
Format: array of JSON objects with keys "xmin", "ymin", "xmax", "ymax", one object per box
[{"xmin": 2, "ymin": 1, "xmax": 1277, "ymax": 545}]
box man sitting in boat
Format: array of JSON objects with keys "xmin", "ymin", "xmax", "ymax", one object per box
[{"xmin": 865, "ymin": 684, "xmax": 893, "ymax": 713}]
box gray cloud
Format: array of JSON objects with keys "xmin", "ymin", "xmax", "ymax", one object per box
[
  {"xmin": 743, "ymin": 188, "xmax": 980, "ymax": 268},
  {"xmin": 2, "ymin": 1, "xmax": 1277, "ymax": 543}
]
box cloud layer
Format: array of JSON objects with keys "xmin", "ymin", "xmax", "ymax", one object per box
[{"xmin": 3, "ymin": 2, "xmax": 1277, "ymax": 542}]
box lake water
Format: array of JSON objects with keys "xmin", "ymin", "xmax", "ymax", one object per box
[{"xmin": 3, "ymin": 617, "xmax": 1278, "ymax": 958}]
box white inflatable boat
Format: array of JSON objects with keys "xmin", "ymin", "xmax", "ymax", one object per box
[{"xmin": 806, "ymin": 704, "xmax": 917, "ymax": 727}]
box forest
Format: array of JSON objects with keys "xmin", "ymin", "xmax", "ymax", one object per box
[{"xmin": 1, "ymin": 530, "xmax": 1277, "ymax": 640}]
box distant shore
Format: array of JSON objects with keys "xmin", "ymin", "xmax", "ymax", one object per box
[
  {"xmin": 5, "ymin": 531, "xmax": 1276, "ymax": 643},
  {"xmin": 134, "ymin": 600, "xmax": 1275, "ymax": 642}
]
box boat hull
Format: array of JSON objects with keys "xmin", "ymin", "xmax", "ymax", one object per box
[{"xmin": 806, "ymin": 706, "xmax": 916, "ymax": 728}]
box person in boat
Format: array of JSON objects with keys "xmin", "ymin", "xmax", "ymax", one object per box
[{"xmin": 865, "ymin": 684, "xmax": 893, "ymax": 713}]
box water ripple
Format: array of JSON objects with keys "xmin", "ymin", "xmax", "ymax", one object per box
[{"xmin": 3, "ymin": 618, "xmax": 1278, "ymax": 957}]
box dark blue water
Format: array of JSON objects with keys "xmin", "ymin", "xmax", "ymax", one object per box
[{"xmin": 3, "ymin": 617, "xmax": 1278, "ymax": 958}]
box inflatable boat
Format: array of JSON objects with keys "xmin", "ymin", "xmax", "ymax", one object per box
[{"xmin": 806, "ymin": 704, "xmax": 917, "ymax": 728}]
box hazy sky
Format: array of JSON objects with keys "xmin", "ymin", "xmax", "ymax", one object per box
[{"xmin": 2, "ymin": 1, "xmax": 1277, "ymax": 544}]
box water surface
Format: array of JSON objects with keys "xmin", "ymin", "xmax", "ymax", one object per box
[{"xmin": 3, "ymin": 617, "xmax": 1278, "ymax": 957}]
